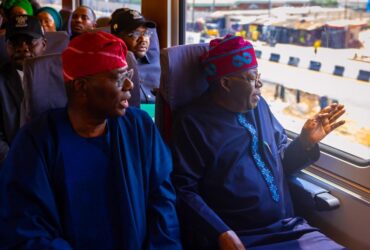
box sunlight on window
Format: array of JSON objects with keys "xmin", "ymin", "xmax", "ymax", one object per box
[
  {"xmin": 82, "ymin": 0, "xmax": 141, "ymax": 18},
  {"xmin": 38, "ymin": 0, "xmax": 62, "ymax": 11}
]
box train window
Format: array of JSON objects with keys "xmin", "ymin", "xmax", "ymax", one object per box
[
  {"xmin": 183, "ymin": 1, "xmax": 370, "ymax": 166},
  {"xmin": 81, "ymin": 0, "xmax": 141, "ymax": 18},
  {"xmin": 38, "ymin": 0, "xmax": 62, "ymax": 10}
]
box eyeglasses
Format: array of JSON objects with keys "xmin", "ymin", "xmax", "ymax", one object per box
[
  {"xmin": 229, "ymin": 73, "xmax": 261, "ymax": 87},
  {"xmin": 116, "ymin": 68, "xmax": 134, "ymax": 89},
  {"xmin": 126, "ymin": 30, "xmax": 153, "ymax": 40},
  {"xmin": 7, "ymin": 37, "xmax": 41, "ymax": 50}
]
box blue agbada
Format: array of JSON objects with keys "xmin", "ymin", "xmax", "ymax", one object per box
[
  {"xmin": 0, "ymin": 108, "xmax": 181, "ymax": 250},
  {"xmin": 171, "ymin": 93, "xmax": 345, "ymax": 250}
]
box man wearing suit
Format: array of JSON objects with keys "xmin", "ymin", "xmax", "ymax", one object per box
[{"xmin": 0, "ymin": 15, "xmax": 46, "ymax": 166}]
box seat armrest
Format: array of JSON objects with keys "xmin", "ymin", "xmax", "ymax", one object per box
[{"xmin": 289, "ymin": 176, "xmax": 340, "ymax": 211}]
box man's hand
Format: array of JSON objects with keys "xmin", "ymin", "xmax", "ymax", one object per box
[
  {"xmin": 218, "ymin": 230, "xmax": 246, "ymax": 250},
  {"xmin": 299, "ymin": 103, "xmax": 345, "ymax": 150}
]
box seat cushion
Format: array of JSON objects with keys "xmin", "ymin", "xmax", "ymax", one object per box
[{"xmin": 160, "ymin": 43, "xmax": 209, "ymax": 110}]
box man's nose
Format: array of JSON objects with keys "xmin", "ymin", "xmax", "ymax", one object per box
[
  {"xmin": 122, "ymin": 78, "xmax": 134, "ymax": 92},
  {"xmin": 137, "ymin": 33, "xmax": 149, "ymax": 42},
  {"xmin": 255, "ymin": 79, "xmax": 263, "ymax": 88},
  {"xmin": 15, "ymin": 41, "xmax": 30, "ymax": 52}
]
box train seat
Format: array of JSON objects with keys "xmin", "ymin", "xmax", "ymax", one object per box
[
  {"xmin": 155, "ymin": 42, "xmax": 212, "ymax": 249},
  {"xmin": 22, "ymin": 53, "xmax": 66, "ymax": 124},
  {"xmin": 155, "ymin": 43, "xmax": 208, "ymax": 143}
]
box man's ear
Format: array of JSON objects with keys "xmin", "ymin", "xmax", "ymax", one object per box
[
  {"xmin": 72, "ymin": 78, "xmax": 88, "ymax": 95},
  {"xmin": 219, "ymin": 77, "xmax": 232, "ymax": 92},
  {"xmin": 41, "ymin": 38, "xmax": 47, "ymax": 51}
]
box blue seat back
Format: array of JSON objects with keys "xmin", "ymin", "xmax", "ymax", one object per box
[
  {"xmin": 22, "ymin": 53, "xmax": 66, "ymax": 123},
  {"xmin": 155, "ymin": 43, "xmax": 208, "ymax": 141}
]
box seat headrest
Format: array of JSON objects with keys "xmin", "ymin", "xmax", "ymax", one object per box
[
  {"xmin": 22, "ymin": 53, "xmax": 67, "ymax": 123},
  {"xmin": 160, "ymin": 43, "xmax": 209, "ymax": 110},
  {"xmin": 44, "ymin": 31, "xmax": 70, "ymax": 54}
]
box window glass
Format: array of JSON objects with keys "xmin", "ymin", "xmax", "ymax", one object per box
[
  {"xmin": 82, "ymin": 0, "xmax": 141, "ymax": 18},
  {"xmin": 37, "ymin": 0, "xmax": 62, "ymax": 11},
  {"xmin": 185, "ymin": 0, "xmax": 370, "ymax": 160}
]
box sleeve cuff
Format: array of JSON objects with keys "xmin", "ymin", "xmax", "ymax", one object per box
[{"xmin": 283, "ymin": 137, "xmax": 320, "ymax": 174}]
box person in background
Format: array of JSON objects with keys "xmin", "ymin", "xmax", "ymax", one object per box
[
  {"xmin": 0, "ymin": 15, "xmax": 46, "ymax": 167},
  {"xmin": 111, "ymin": 8, "xmax": 159, "ymax": 104},
  {"xmin": 70, "ymin": 5, "xmax": 96, "ymax": 39},
  {"xmin": 36, "ymin": 6, "xmax": 62, "ymax": 32},
  {"xmin": 1, "ymin": 0, "xmax": 33, "ymax": 19},
  {"xmin": 172, "ymin": 35, "xmax": 346, "ymax": 250},
  {"xmin": 0, "ymin": 31, "xmax": 181, "ymax": 250}
]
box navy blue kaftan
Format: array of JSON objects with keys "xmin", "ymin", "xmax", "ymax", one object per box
[
  {"xmin": 0, "ymin": 108, "xmax": 181, "ymax": 250},
  {"xmin": 171, "ymin": 93, "xmax": 345, "ymax": 249}
]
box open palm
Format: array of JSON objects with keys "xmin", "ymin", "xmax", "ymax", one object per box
[{"xmin": 300, "ymin": 104, "xmax": 346, "ymax": 149}]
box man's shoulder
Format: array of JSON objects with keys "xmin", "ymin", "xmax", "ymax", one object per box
[
  {"xmin": 20, "ymin": 108, "xmax": 66, "ymax": 138},
  {"xmin": 0, "ymin": 63, "xmax": 13, "ymax": 73},
  {"xmin": 173, "ymin": 97, "xmax": 215, "ymax": 131},
  {"xmin": 117, "ymin": 107, "xmax": 154, "ymax": 127},
  {"xmin": 0, "ymin": 63, "xmax": 12, "ymax": 80},
  {"xmin": 126, "ymin": 106, "xmax": 152, "ymax": 119},
  {"xmin": 177, "ymin": 94, "xmax": 217, "ymax": 119},
  {"xmin": 254, "ymin": 96, "xmax": 273, "ymax": 117}
]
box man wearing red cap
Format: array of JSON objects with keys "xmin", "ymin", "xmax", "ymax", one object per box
[
  {"xmin": 0, "ymin": 31, "xmax": 181, "ymax": 250},
  {"xmin": 172, "ymin": 35, "xmax": 346, "ymax": 249}
]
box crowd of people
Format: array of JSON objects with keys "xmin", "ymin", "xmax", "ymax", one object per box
[{"xmin": 0, "ymin": 0, "xmax": 348, "ymax": 249}]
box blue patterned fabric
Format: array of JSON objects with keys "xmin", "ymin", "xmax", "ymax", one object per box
[{"xmin": 237, "ymin": 113, "xmax": 280, "ymax": 202}]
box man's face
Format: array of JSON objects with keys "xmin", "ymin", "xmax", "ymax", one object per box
[
  {"xmin": 222, "ymin": 69, "xmax": 262, "ymax": 112},
  {"xmin": 83, "ymin": 67, "xmax": 134, "ymax": 118},
  {"xmin": 71, "ymin": 7, "xmax": 95, "ymax": 35},
  {"xmin": 119, "ymin": 26, "xmax": 151, "ymax": 59},
  {"xmin": 37, "ymin": 12, "xmax": 56, "ymax": 32},
  {"xmin": 6, "ymin": 34, "xmax": 47, "ymax": 70}
]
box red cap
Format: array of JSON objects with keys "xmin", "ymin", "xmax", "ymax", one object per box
[
  {"xmin": 62, "ymin": 31, "xmax": 128, "ymax": 82},
  {"xmin": 201, "ymin": 34, "xmax": 258, "ymax": 82}
]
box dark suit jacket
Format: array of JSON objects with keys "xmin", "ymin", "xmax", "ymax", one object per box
[{"xmin": 0, "ymin": 63, "xmax": 23, "ymax": 165}]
